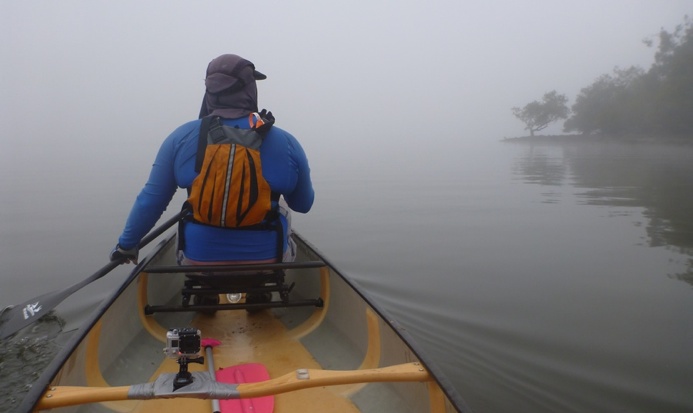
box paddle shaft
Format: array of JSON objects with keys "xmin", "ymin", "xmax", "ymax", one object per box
[
  {"xmin": 0, "ymin": 212, "xmax": 182, "ymax": 340},
  {"xmin": 205, "ymin": 345, "xmax": 221, "ymax": 413},
  {"xmin": 36, "ymin": 363, "xmax": 431, "ymax": 410}
]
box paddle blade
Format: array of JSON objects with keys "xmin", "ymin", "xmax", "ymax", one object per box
[
  {"xmin": 1, "ymin": 211, "xmax": 183, "ymax": 341},
  {"xmin": 0, "ymin": 290, "xmax": 67, "ymax": 340},
  {"xmin": 216, "ymin": 363, "xmax": 273, "ymax": 413},
  {"xmin": 0, "ymin": 259, "xmax": 122, "ymax": 340}
]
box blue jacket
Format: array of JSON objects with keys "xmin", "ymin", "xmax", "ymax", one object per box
[{"xmin": 117, "ymin": 117, "xmax": 314, "ymax": 261}]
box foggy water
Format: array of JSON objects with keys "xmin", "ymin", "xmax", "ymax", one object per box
[{"xmin": 1, "ymin": 138, "xmax": 693, "ymax": 412}]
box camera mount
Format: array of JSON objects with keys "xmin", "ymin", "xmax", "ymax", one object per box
[{"xmin": 173, "ymin": 354, "xmax": 205, "ymax": 390}]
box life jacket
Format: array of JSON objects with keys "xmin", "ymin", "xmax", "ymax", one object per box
[{"xmin": 186, "ymin": 113, "xmax": 279, "ymax": 228}]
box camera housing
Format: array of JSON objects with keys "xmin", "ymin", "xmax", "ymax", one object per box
[{"xmin": 164, "ymin": 327, "xmax": 201, "ymax": 359}]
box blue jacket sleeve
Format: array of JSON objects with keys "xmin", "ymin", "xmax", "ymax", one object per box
[
  {"xmin": 284, "ymin": 132, "xmax": 314, "ymax": 213},
  {"xmin": 117, "ymin": 136, "xmax": 179, "ymax": 249}
]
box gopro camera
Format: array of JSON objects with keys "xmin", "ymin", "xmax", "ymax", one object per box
[{"xmin": 164, "ymin": 327, "xmax": 201, "ymax": 359}]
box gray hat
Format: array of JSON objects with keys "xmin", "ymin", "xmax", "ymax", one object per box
[
  {"xmin": 204, "ymin": 54, "xmax": 266, "ymax": 94},
  {"xmin": 199, "ymin": 54, "xmax": 265, "ymax": 119}
]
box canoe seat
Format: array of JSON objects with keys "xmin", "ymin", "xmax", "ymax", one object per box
[
  {"xmin": 143, "ymin": 262, "xmax": 325, "ymax": 315},
  {"xmin": 183, "ymin": 269, "xmax": 292, "ymax": 312}
]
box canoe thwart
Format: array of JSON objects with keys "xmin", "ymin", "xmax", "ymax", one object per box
[
  {"xmin": 144, "ymin": 261, "xmax": 326, "ymax": 274},
  {"xmin": 145, "ymin": 298, "xmax": 324, "ymax": 314},
  {"xmin": 36, "ymin": 363, "xmax": 432, "ymax": 410}
]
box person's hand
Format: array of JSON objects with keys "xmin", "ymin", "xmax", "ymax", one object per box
[
  {"xmin": 110, "ymin": 244, "xmax": 139, "ymax": 264},
  {"xmin": 253, "ymin": 109, "xmax": 275, "ymax": 136}
]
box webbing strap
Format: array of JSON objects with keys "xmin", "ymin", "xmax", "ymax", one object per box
[{"xmin": 195, "ymin": 117, "xmax": 213, "ymax": 173}]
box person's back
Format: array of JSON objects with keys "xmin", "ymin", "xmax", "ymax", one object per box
[{"xmin": 111, "ymin": 54, "xmax": 314, "ymax": 265}]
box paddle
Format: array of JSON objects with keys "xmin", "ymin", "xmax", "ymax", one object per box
[
  {"xmin": 0, "ymin": 212, "xmax": 183, "ymax": 340},
  {"xmin": 35, "ymin": 363, "xmax": 430, "ymax": 410},
  {"xmin": 202, "ymin": 338, "xmax": 223, "ymax": 413}
]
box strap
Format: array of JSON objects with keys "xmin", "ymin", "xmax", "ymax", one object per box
[
  {"xmin": 195, "ymin": 117, "xmax": 213, "ymax": 173},
  {"xmin": 177, "ymin": 203, "xmax": 193, "ymax": 253},
  {"xmin": 195, "ymin": 116, "xmax": 229, "ymax": 173}
]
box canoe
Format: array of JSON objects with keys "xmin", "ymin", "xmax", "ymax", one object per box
[{"xmin": 18, "ymin": 230, "xmax": 470, "ymax": 413}]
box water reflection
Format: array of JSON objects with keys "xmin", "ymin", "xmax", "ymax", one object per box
[
  {"xmin": 512, "ymin": 148, "xmax": 567, "ymax": 187},
  {"xmin": 510, "ymin": 140, "xmax": 693, "ymax": 285},
  {"xmin": 0, "ymin": 311, "xmax": 63, "ymax": 411}
]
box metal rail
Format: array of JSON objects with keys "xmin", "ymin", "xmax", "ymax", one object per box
[{"xmin": 144, "ymin": 261, "xmax": 325, "ymax": 274}]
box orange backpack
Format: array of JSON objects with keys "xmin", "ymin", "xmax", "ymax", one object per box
[{"xmin": 187, "ymin": 114, "xmax": 278, "ymax": 228}]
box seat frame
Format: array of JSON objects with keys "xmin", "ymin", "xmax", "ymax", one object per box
[{"xmin": 143, "ymin": 261, "xmax": 325, "ymax": 315}]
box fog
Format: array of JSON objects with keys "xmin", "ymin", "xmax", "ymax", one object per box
[
  {"xmin": 2, "ymin": 1, "xmax": 690, "ymax": 180},
  {"xmin": 0, "ymin": 0, "xmax": 690, "ymax": 239}
]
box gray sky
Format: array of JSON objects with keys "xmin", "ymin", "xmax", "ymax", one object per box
[{"xmin": 2, "ymin": 0, "xmax": 691, "ymax": 179}]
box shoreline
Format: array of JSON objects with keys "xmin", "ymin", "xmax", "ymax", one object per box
[{"xmin": 501, "ymin": 133, "xmax": 693, "ymax": 145}]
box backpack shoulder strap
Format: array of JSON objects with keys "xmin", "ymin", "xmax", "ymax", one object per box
[{"xmin": 195, "ymin": 116, "xmax": 221, "ymax": 173}]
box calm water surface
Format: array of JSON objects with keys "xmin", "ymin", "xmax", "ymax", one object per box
[{"xmin": 1, "ymin": 138, "xmax": 692, "ymax": 412}]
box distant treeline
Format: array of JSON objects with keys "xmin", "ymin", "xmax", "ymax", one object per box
[{"xmin": 564, "ymin": 16, "xmax": 692, "ymax": 136}]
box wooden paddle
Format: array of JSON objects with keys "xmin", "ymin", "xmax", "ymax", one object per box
[
  {"xmin": 35, "ymin": 363, "xmax": 431, "ymax": 410},
  {"xmin": 0, "ymin": 212, "xmax": 183, "ymax": 340}
]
